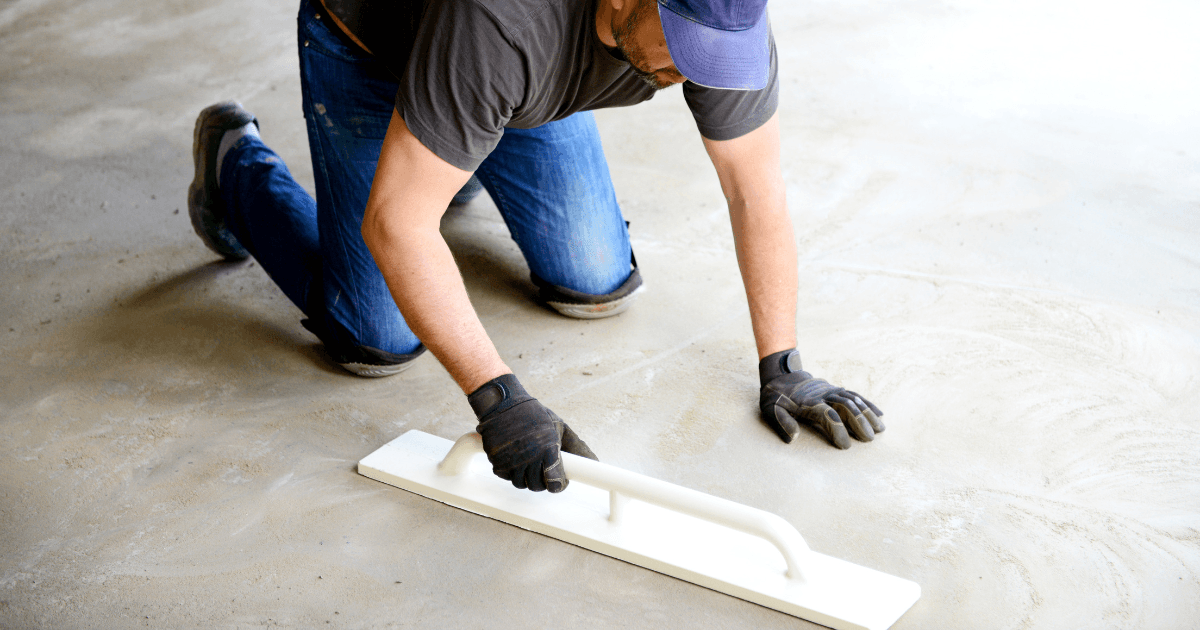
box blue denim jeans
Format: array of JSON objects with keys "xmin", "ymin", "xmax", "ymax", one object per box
[{"xmin": 220, "ymin": 0, "xmax": 633, "ymax": 359}]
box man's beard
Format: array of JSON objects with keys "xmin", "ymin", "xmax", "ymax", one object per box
[
  {"xmin": 626, "ymin": 62, "xmax": 673, "ymax": 90},
  {"xmin": 611, "ymin": 0, "xmax": 679, "ymax": 91}
]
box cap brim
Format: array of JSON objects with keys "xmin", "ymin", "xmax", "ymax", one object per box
[{"xmin": 658, "ymin": 3, "xmax": 770, "ymax": 91}]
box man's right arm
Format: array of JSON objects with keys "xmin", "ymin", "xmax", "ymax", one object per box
[
  {"xmin": 361, "ymin": 110, "xmax": 597, "ymax": 492},
  {"xmin": 361, "ymin": 109, "xmax": 510, "ymax": 394}
]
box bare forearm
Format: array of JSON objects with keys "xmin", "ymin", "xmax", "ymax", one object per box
[
  {"xmin": 363, "ymin": 219, "xmax": 509, "ymax": 393},
  {"xmin": 704, "ymin": 114, "xmax": 798, "ymax": 359},
  {"xmin": 728, "ymin": 197, "xmax": 798, "ymax": 359},
  {"xmin": 361, "ymin": 110, "xmax": 509, "ymax": 394}
]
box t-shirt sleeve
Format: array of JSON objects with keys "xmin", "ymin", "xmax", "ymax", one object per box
[
  {"xmin": 682, "ymin": 27, "xmax": 780, "ymax": 141},
  {"xmin": 395, "ymin": 0, "xmax": 527, "ymax": 171}
]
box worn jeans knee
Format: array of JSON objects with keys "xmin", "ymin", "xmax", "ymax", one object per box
[{"xmin": 532, "ymin": 255, "xmax": 644, "ymax": 319}]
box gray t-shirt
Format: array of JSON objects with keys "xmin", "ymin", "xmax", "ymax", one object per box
[{"xmin": 324, "ymin": 0, "xmax": 779, "ymax": 171}]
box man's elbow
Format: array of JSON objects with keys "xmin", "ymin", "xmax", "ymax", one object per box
[{"xmin": 361, "ymin": 201, "xmax": 392, "ymax": 258}]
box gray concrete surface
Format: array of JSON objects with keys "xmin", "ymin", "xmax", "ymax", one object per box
[{"xmin": 2, "ymin": 0, "xmax": 1198, "ymax": 627}]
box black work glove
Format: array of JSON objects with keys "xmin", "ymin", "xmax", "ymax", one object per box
[
  {"xmin": 468, "ymin": 373, "xmax": 598, "ymax": 493},
  {"xmin": 759, "ymin": 349, "xmax": 886, "ymax": 449}
]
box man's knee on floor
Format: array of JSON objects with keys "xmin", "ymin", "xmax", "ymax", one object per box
[
  {"xmin": 531, "ymin": 265, "xmax": 644, "ymax": 319},
  {"xmin": 300, "ymin": 316, "xmax": 425, "ymax": 378}
]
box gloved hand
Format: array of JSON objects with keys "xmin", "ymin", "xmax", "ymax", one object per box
[
  {"xmin": 468, "ymin": 373, "xmax": 598, "ymax": 492},
  {"xmin": 759, "ymin": 349, "xmax": 885, "ymax": 449}
]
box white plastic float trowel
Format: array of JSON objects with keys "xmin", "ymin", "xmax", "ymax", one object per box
[{"xmin": 358, "ymin": 430, "xmax": 920, "ymax": 630}]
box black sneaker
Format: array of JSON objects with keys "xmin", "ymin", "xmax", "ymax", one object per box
[{"xmin": 187, "ymin": 101, "xmax": 257, "ymax": 260}]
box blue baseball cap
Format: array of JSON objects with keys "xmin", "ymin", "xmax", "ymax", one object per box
[{"xmin": 657, "ymin": 0, "xmax": 770, "ymax": 91}]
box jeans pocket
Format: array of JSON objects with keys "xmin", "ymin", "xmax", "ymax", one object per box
[{"xmin": 298, "ymin": 0, "xmax": 371, "ymax": 63}]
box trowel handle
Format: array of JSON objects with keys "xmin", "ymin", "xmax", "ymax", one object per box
[{"xmin": 438, "ymin": 432, "xmax": 812, "ymax": 581}]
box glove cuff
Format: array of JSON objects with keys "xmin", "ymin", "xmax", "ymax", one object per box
[
  {"xmin": 758, "ymin": 348, "xmax": 802, "ymax": 386},
  {"xmin": 468, "ymin": 373, "xmax": 530, "ymax": 419}
]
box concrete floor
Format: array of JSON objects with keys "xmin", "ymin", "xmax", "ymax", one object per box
[{"xmin": 2, "ymin": 0, "xmax": 1198, "ymax": 627}]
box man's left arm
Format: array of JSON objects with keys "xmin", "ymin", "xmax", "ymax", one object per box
[
  {"xmin": 702, "ymin": 113, "xmax": 796, "ymax": 360},
  {"xmin": 703, "ymin": 113, "xmax": 886, "ymax": 448}
]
